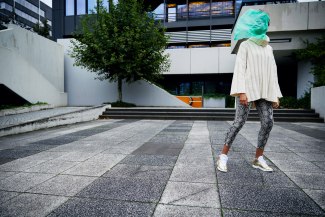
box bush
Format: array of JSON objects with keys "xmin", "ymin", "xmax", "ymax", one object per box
[
  {"xmin": 280, "ymin": 92, "xmax": 310, "ymax": 109},
  {"xmin": 225, "ymin": 95, "xmax": 235, "ymax": 108}
]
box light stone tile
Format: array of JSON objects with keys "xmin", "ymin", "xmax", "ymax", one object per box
[
  {"xmin": 0, "ymin": 190, "xmax": 20, "ymax": 204},
  {"xmin": 62, "ymin": 160, "xmax": 117, "ymax": 176},
  {"xmin": 55, "ymin": 151, "xmax": 101, "ymax": 162},
  {"xmin": 25, "ymin": 159, "xmax": 80, "ymax": 174},
  {"xmin": 27, "ymin": 174, "xmax": 97, "ymax": 196},
  {"xmin": 0, "ymin": 193, "xmax": 68, "ymax": 217},
  {"xmin": 0, "ymin": 158, "xmax": 46, "ymax": 172},
  {"xmin": 153, "ymin": 204, "xmax": 221, "ymax": 217},
  {"xmin": 22, "ymin": 151, "xmax": 65, "ymax": 161},
  {"xmin": 86, "ymin": 153, "xmax": 126, "ymax": 163},
  {"xmin": 303, "ymin": 189, "xmax": 325, "ymax": 210},
  {"xmin": 176, "ymin": 156, "xmax": 214, "ymax": 167},
  {"xmin": 0, "ymin": 172, "xmax": 55, "ymax": 192},
  {"xmin": 160, "ymin": 181, "xmax": 220, "ymax": 208},
  {"xmin": 0, "ymin": 171, "xmax": 17, "ymax": 180},
  {"xmin": 170, "ymin": 164, "xmax": 217, "ymax": 183}
]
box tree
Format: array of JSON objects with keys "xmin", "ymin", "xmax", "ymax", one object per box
[
  {"xmin": 33, "ymin": 19, "xmax": 50, "ymax": 38},
  {"xmin": 70, "ymin": 0, "xmax": 170, "ymax": 102},
  {"xmin": 295, "ymin": 34, "xmax": 325, "ymax": 87}
]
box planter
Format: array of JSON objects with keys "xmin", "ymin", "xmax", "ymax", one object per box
[
  {"xmin": 203, "ymin": 97, "xmax": 225, "ymax": 108},
  {"xmin": 311, "ymin": 86, "xmax": 325, "ymax": 121}
]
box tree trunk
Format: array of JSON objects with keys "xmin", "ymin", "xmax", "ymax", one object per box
[{"xmin": 118, "ymin": 77, "xmax": 122, "ymax": 102}]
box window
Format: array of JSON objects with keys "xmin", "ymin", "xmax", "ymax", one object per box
[
  {"xmin": 77, "ymin": 0, "xmax": 86, "ymax": 15},
  {"xmin": 16, "ymin": 0, "xmax": 45, "ymax": 17},
  {"xmin": 66, "ymin": 0, "xmax": 75, "ymax": 16},
  {"xmin": 88, "ymin": 0, "xmax": 97, "ymax": 13}
]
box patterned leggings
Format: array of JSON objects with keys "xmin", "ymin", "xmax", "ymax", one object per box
[{"xmin": 224, "ymin": 97, "xmax": 274, "ymax": 149}]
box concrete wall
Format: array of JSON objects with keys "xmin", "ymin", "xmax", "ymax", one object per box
[
  {"xmin": 311, "ymin": 86, "xmax": 325, "ymax": 121},
  {"xmin": 297, "ymin": 61, "xmax": 314, "ymax": 98},
  {"xmin": 58, "ymin": 39, "xmax": 190, "ymax": 107},
  {"xmin": 165, "ymin": 47, "xmax": 236, "ymax": 75},
  {"xmin": 0, "ymin": 25, "xmax": 67, "ymax": 106}
]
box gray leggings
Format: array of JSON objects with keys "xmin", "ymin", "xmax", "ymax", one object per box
[{"xmin": 224, "ymin": 97, "xmax": 274, "ymax": 149}]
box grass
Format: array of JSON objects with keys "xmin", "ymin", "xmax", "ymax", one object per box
[{"xmin": 0, "ymin": 102, "xmax": 48, "ymax": 111}]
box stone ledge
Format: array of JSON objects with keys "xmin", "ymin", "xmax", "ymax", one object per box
[{"xmin": 0, "ymin": 104, "xmax": 55, "ymax": 117}]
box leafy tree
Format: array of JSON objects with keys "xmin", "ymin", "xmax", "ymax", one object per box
[
  {"xmin": 70, "ymin": 0, "xmax": 170, "ymax": 102},
  {"xmin": 33, "ymin": 19, "xmax": 50, "ymax": 38},
  {"xmin": 295, "ymin": 34, "xmax": 325, "ymax": 87}
]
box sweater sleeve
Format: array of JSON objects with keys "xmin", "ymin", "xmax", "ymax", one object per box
[
  {"xmin": 273, "ymin": 61, "xmax": 283, "ymax": 98},
  {"xmin": 230, "ymin": 42, "xmax": 247, "ymax": 96}
]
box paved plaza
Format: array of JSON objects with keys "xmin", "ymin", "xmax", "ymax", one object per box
[{"xmin": 0, "ymin": 118, "xmax": 324, "ymax": 216}]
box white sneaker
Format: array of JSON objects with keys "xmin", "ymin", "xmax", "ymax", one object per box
[
  {"xmin": 217, "ymin": 154, "xmax": 228, "ymax": 172},
  {"xmin": 252, "ymin": 156, "xmax": 273, "ymax": 172}
]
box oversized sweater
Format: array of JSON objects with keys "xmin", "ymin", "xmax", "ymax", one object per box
[{"xmin": 230, "ymin": 39, "xmax": 283, "ymax": 103}]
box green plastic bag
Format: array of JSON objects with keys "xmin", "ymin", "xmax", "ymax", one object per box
[{"xmin": 234, "ymin": 9, "xmax": 270, "ymax": 41}]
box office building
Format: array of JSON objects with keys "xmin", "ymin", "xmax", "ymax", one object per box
[{"xmin": 0, "ymin": 0, "xmax": 52, "ymax": 32}]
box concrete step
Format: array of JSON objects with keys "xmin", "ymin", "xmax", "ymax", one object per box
[{"xmin": 100, "ymin": 108, "xmax": 324, "ymax": 122}]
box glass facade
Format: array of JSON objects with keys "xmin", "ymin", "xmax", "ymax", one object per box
[
  {"xmin": 66, "ymin": 0, "xmax": 75, "ymax": 15},
  {"xmin": 15, "ymin": 0, "xmax": 45, "ymax": 17},
  {"xmin": 77, "ymin": 0, "xmax": 86, "ymax": 15},
  {"xmin": 88, "ymin": 0, "xmax": 97, "ymax": 13},
  {"xmin": 152, "ymin": 0, "xmax": 234, "ymax": 22}
]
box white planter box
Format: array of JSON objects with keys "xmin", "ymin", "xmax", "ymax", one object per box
[
  {"xmin": 203, "ymin": 97, "xmax": 225, "ymax": 108},
  {"xmin": 311, "ymin": 86, "xmax": 325, "ymax": 121}
]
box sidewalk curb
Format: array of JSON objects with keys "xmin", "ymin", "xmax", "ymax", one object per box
[{"xmin": 0, "ymin": 105, "xmax": 110, "ymax": 137}]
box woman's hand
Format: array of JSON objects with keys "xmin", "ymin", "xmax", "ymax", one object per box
[
  {"xmin": 239, "ymin": 93, "xmax": 248, "ymax": 106},
  {"xmin": 272, "ymin": 98, "xmax": 280, "ymax": 109}
]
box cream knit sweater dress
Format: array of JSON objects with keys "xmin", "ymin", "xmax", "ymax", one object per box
[{"xmin": 230, "ymin": 39, "xmax": 282, "ymax": 103}]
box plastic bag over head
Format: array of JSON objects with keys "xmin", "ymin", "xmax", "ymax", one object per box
[{"xmin": 234, "ymin": 9, "xmax": 270, "ymax": 41}]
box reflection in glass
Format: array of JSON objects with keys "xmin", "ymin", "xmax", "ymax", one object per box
[
  {"xmin": 177, "ymin": 4, "xmax": 187, "ymax": 20},
  {"xmin": 88, "ymin": 0, "xmax": 97, "ymax": 13},
  {"xmin": 188, "ymin": 1, "xmax": 210, "ymax": 18},
  {"xmin": 152, "ymin": 3, "xmax": 165, "ymax": 21},
  {"xmin": 77, "ymin": 0, "xmax": 86, "ymax": 15},
  {"xmin": 66, "ymin": 0, "xmax": 74, "ymax": 16},
  {"xmin": 211, "ymin": 0, "xmax": 234, "ymax": 16}
]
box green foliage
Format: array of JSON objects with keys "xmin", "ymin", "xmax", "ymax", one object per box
[
  {"xmin": 225, "ymin": 95, "xmax": 235, "ymax": 108},
  {"xmin": 0, "ymin": 102, "xmax": 48, "ymax": 111},
  {"xmin": 70, "ymin": 0, "xmax": 170, "ymax": 102},
  {"xmin": 280, "ymin": 92, "xmax": 310, "ymax": 109},
  {"xmin": 295, "ymin": 34, "xmax": 325, "ymax": 87},
  {"xmin": 33, "ymin": 19, "xmax": 50, "ymax": 38}
]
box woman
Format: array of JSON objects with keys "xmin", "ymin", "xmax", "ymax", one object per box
[{"xmin": 217, "ymin": 9, "xmax": 282, "ymax": 173}]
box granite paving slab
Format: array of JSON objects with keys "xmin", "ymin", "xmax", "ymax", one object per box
[
  {"xmin": 120, "ymin": 154, "xmax": 178, "ymax": 167},
  {"xmin": 0, "ymin": 171, "xmax": 17, "ymax": 180},
  {"xmin": 271, "ymin": 159, "xmax": 324, "ymax": 173},
  {"xmin": 0, "ymin": 158, "xmax": 47, "ymax": 172},
  {"xmin": 26, "ymin": 175, "xmax": 97, "ymax": 196},
  {"xmin": 169, "ymin": 164, "xmax": 217, "ymax": 183},
  {"xmin": 0, "ymin": 172, "xmax": 55, "ymax": 192},
  {"xmin": 153, "ymin": 204, "xmax": 221, "ymax": 217},
  {"xmin": 76, "ymin": 177, "xmax": 166, "ymax": 203},
  {"xmin": 303, "ymin": 189, "xmax": 325, "ymax": 210},
  {"xmin": 25, "ymin": 159, "xmax": 80, "ymax": 174},
  {"xmin": 62, "ymin": 160, "xmax": 118, "ymax": 177},
  {"xmin": 160, "ymin": 181, "xmax": 220, "ymax": 208},
  {"xmin": 219, "ymin": 184, "xmax": 325, "ymax": 215},
  {"xmin": 48, "ymin": 197, "xmax": 155, "ymax": 217},
  {"xmin": 103, "ymin": 164, "xmax": 173, "ymax": 181},
  {"xmin": 285, "ymin": 172, "xmax": 325, "ymax": 189},
  {"xmin": 0, "ymin": 193, "xmax": 68, "ymax": 217},
  {"xmin": 0, "ymin": 190, "xmax": 20, "ymax": 204},
  {"xmin": 222, "ymin": 209, "xmax": 304, "ymax": 217}
]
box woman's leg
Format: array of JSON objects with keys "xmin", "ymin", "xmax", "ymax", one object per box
[
  {"xmin": 254, "ymin": 99, "xmax": 274, "ymax": 157},
  {"xmin": 252, "ymin": 99, "xmax": 274, "ymax": 172},
  {"xmin": 222, "ymin": 97, "xmax": 251, "ymax": 154}
]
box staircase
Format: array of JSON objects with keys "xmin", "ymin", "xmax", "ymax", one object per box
[{"xmin": 99, "ymin": 108, "xmax": 324, "ymax": 122}]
